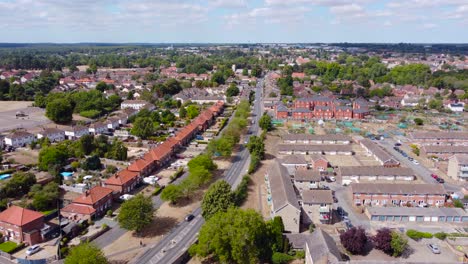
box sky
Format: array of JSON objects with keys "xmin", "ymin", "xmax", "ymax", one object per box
[{"xmin": 1, "ymin": 0, "xmax": 468, "ymax": 43}]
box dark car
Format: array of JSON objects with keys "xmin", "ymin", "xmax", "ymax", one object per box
[
  {"xmin": 394, "ymin": 143, "xmax": 402, "ymax": 146},
  {"xmin": 436, "ymin": 178, "xmax": 445, "ymax": 184},
  {"xmin": 185, "ymin": 214, "xmax": 195, "ymax": 222}
]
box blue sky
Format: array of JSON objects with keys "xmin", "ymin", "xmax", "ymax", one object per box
[{"xmin": 0, "ymin": 0, "xmax": 467, "ymax": 43}]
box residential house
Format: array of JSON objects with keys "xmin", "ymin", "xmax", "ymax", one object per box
[
  {"xmin": 283, "ymin": 134, "xmax": 351, "ymax": 145},
  {"xmin": 60, "ymin": 203, "xmax": 96, "ymax": 222},
  {"xmin": 292, "ymin": 108, "xmax": 313, "ymax": 120},
  {"xmin": 339, "ymin": 166, "xmax": 415, "ymax": 182},
  {"xmin": 70, "ymin": 186, "xmax": 113, "ymax": 217},
  {"xmin": 275, "ymin": 103, "xmax": 289, "ymax": 119},
  {"xmin": 64, "ymin": 126, "xmax": 90, "ymax": 139},
  {"xmin": 351, "ymin": 183, "xmax": 446, "ymax": 207},
  {"xmin": 0, "ymin": 206, "xmax": 45, "ymax": 245},
  {"xmin": 293, "ymin": 169, "xmax": 322, "ymax": 191},
  {"xmin": 305, "ymin": 229, "xmax": 342, "ymax": 264},
  {"xmin": 447, "ymin": 154, "xmax": 468, "ymax": 181},
  {"xmin": 278, "ymin": 144, "xmax": 353, "ymax": 156},
  {"xmin": 266, "ymin": 160, "xmax": 301, "ymax": 233},
  {"xmin": 409, "ymin": 131, "xmax": 468, "ymax": 146},
  {"xmin": 333, "ymin": 106, "xmax": 353, "ymax": 119},
  {"xmin": 421, "ymin": 145, "xmax": 468, "ymax": 160},
  {"xmin": 281, "ymin": 155, "xmax": 308, "ymax": 175},
  {"xmin": 359, "ymin": 138, "xmax": 400, "ymax": 167},
  {"xmin": 120, "ymin": 100, "xmax": 149, "ymax": 111},
  {"xmin": 105, "ymin": 117, "xmax": 120, "ymax": 131},
  {"xmin": 36, "ymin": 128, "xmax": 65, "ymax": 142},
  {"xmin": 301, "ymin": 190, "xmax": 334, "ymax": 224},
  {"xmin": 4, "ymin": 131, "xmax": 35, "ymax": 147},
  {"xmin": 309, "ymin": 155, "xmax": 329, "ymax": 171},
  {"xmin": 88, "ymin": 122, "xmax": 108, "ymax": 135},
  {"xmin": 447, "ymin": 103, "xmax": 465, "ymax": 112},
  {"xmin": 104, "ymin": 169, "xmax": 141, "ymax": 195},
  {"xmin": 366, "ymin": 207, "xmax": 468, "ymax": 223}
]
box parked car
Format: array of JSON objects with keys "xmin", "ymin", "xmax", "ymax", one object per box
[
  {"xmin": 412, "ymin": 160, "xmax": 419, "ymax": 165},
  {"xmin": 408, "ymin": 157, "xmax": 414, "ymax": 161},
  {"xmin": 185, "ymin": 214, "xmax": 195, "ymax": 222},
  {"xmin": 119, "ymin": 194, "xmax": 135, "ymax": 201},
  {"xmin": 431, "ymin": 174, "xmax": 439, "ymax": 179},
  {"xmin": 329, "ymin": 176, "xmax": 336, "ymax": 182},
  {"xmin": 428, "ymin": 244, "xmax": 441, "ymax": 254},
  {"xmin": 26, "ymin": 245, "xmax": 41, "ymax": 256},
  {"xmin": 394, "ymin": 143, "xmax": 402, "ymax": 146},
  {"xmin": 436, "ymin": 178, "xmax": 445, "ymax": 183}
]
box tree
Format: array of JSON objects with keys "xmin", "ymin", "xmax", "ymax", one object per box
[
  {"xmin": 259, "ymin": 113, "xmax": 272, "ymax": 131},
  {"xmin": 226, "ymin": 83, "xmax": 240, "ymax": 97},
  {"xmin": 107, "ymin": 139, "xmax": 128, "ymax": 161},
  {"xmin": 46, "ymin": 98, "xmax": 73, "ymax": 123},
  {"xmin": 188, "ymin": 154, "xmax": 217, "ymax": 172},
  {"xmin": 189, "ymin": 208, "xmax": 271, "ymax": 263},
  {"xmin": 201, "ymin": 180, "xmax": 235, "ymax": 219},
  {"xmin": 414, "ymin": 118, "xmax": 424, "ymax": 126},
  {"xmin": 242, "ymin": 68, "xmax": 249, "ymax": 76},
  {"xmin": 266, "ymin": 216, "xmax": 285, "ymax": 253},
  {"xmin": 117, "ymin": 194, "xmax": 154, "ymax": 234},
  {"xmin": 65, "ymin": 242, "xmax": 108, "ymax": 264},
  {"xmin": 131, "ymin": 117, "xmax": 155, "ymax": 139},
  {"xmin": 340, "ymin": 227, "xmax": 368, "ymax": 255},
  {"xmin": 179, "ymin": 106, "xmax": 187, "ymax": 118},
  {"xmin": 390, "ymin": 232, "xmax": 408, "ymax": 257},
  {"xmin": 372, "ymin": 228, "xmax": 393, "ymax": 256},
  {"xmin": 79, "ymin": 134, "xmax": 95, "ymax": 155},
  {"xmin": 186, "ymin": 105, "xmax": 200, "ymax": 119},
  {"xmin": 38, "ymin": 146, "xmax": 69, "ymax": 171},
  {"xmin": 81, "ymin": 155, "xmax": 102, "ymax": 171},
  {"xmin": 31, "ymin": 182, "xmax": 60, "ymax": 211},
  {"xmin": 1, "ymin": 172, "xmax": 36, "ymax": 198},
  {"xmin": 211, "ymin": 71, "xmax": 225, "ymax": 85},
  {"xmin": 246, "ymin": 136, "xmax": 265, "ymax": 159},
  {"xmin": 160, "ymin": 184, "xmax": 183, "ymax": 204},
  {"xmin": 95, "ymin": 81, "xmax": 108, "ymax": 92}
]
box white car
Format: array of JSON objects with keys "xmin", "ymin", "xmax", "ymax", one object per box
[
  {"xmin": 119, "ymin": 194, "xmax": 135, "ymax": 201},
  {"xmin": 412, "ymin": 160, "xmax": 420, "ymax": 165},
  {"xmin": 26, "ymin": 245, "xmax": 41, "ymax": 256},
  {"xmin": 428, "ymin": 244, "xmax": 441, "ymax": 254}
]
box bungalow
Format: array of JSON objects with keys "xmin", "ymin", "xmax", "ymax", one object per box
[
  {"xmin": 64, "ymin": 126, "xmax": 90, "ymax": 139},
  {"xmin": 104, "ymin": 169, "xmax": 141, "ymax": 196},
  {"xmin": 71, "ymin": 186, "xmax": 113, "ymax": 217},
  {"xmin": 89, "ymin": 122, "xmax": 108, "ymax": 135},
  {"xmin": 61, "ymin": 203, "xmax": 96, "ymax": 222},
  {"xmin": 36, "ymin": 128, "xmax": 65, "ymax": 142},
  {"xmin": 283, "ymin": 134, "xmax": 351, "ymax": 145},
  {"xmin": 421, "ymin": 145, "xmax": 468, "ymax": 160},
  {"xmin": 301, "ymin": 190, "xmax": 334, "ymax": 224},
  {"xmin": 366, "ymin": 207, "xmax": 468, "ymax": 224},
  {"xmin": 277, "ymin": 144, "xmax": 353, "ymax": 156},
  {"xmin": 4, "ymin": 131, "xmax": 35, "ymax": 147},
  {"xmin": 409, "ymin": 131, "xmax": 468, "ymax": 146},
  {"xmin": 266, "ymin": 160, "xmax": 301, "ymax": 233},
  {"xmin": 0, "ymin": 206, "xmax": 45, "ymax": 245}
]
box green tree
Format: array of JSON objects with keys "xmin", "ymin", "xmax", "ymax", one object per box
[
  {"xmin": 160, "ymin": 184, "xmax": 183, "ymax": 204},
  {"xmin": 211, "ymin": 71, "xmax": 226, "ymax": 85},
  {"xmin": 390, "ymin": 232, "xmax": 408, "ymax": 257},
  {"xmin": 179, "ymin": 106, "xmax": 187, "ymax": 118},
  {"xmin": 201, "ymin": 180, "xmax": 235, "ymax": 219},
  {"xmin": 414, "ymin": 118, "xmax": 424, "ymax": 126},
  {"xmin": 31, "ymin": 182, "xmax": 60, "ymax": 211},
  {"xmin": 1, "ymin": 172, "xmax": 36, "ymax": 198},
  {"xmin": 189, "ymin": 208, "xmax": 271, "ymax": 263},
  {"xmin": 81, "ymin": 155, "xmax": 102, "ymax": 171},
  {"xmin": 79, "ymin": 134, "xmax": 95, "ymax": 155},
  {"xmin": 131, "ymin": 117, "xmax": 155, "ymax": 139},
  {"xmin": 259, "ymin": 113, "xmax": 272, "ymax": 131},
  {"xmin": 242, "ymin": 68, "xmax": 249, "ymax": 76},
  {"xmin": 107, "ymin": 139, "xmax": 128, "ymax": 161},
  {"xmin": 117, "ymin": 194, "xmax": 154, "ymax": 234},
  {"xmin": 38, "ymin": 146, "xmax": 69, "ymax": 171},
  {"xmin": 188, "ymin": 154, "xmax": 217, "ymax": 171},
  {"xmin": 266, "ymin": 216, "xmax": 285, "ymax": 253},
  {"xmin": 95, "ymin": 81, "xmax": 108, "ymax": 92},
  {"xmin": 46, "ymin": 98, "xmax": 73, "ymax": 123},
  {"xmin": 246, "ymin": 136, "xmax": 265, "ymax": 159},
  {"xmin": 65, "ymin": 242, "xmax": 108, "ymax": 264},
  {"xmin": 226, "ymin": 83, "xmax": 240, "ymax": 97},
  {"xmin": 186, "ymin": 105, "xmax": 200, "ymax": 119}
]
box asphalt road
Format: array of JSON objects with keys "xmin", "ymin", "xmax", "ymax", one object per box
[
  {"xmin": 133, "ymin": 79, "xmax": 264, "ymax": 264},
  {"xmin": 378, "ymin": 139, "xmax": 461, "ymax": 193}
]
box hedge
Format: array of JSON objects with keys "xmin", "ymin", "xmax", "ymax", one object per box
[
  {"xmin": 272, "ymin": 252, "xmax": 294, "ymax": 264},
  {"xmin": 406, "ymin": 229, "xmax": 433, "ymax": 240},
  {"xmin": 234, "ymin": 175, "xmax": 250, "ymax": 206},
  {"xmin": 434, "ymin": 232, "xmax": 447, "ymax": 240}
]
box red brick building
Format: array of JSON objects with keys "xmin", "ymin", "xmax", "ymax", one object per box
[
  {"xmin": 61, "ymin": 203, "xmax": 96, "ymax": 222},
  {"xmin": 275, "ymin": 103, "xmax": 289, "ymax": 119},
  {"xmin": 334, "ymin": 106, "xmax": 353, "ymax": 119},
  {"xmin": 292, "ymin": 108, "xmax": 313, "ymax": 120},
  {"xmin": 104, "ymin": 169, "xmax": 141, "ymax": 195},
  {"xmin": 0, "ymin": 206, "xmax": 45, "ymax": 245},
  {"xmin": 310, "ymin": 155, "xmax": 329, "ymax": 171},
  {"xmin": 313, "ymin": 106, "xmax": 334, "ymax": 119},
  {"xmin": 71, "ymin": 186, "xmax": 113, "ymax": 217}
]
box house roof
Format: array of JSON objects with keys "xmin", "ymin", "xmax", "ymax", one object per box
[
  {"xmin": 6, "ymin": 131, "xmax": 33, "ymax": 139},
  {"xmin": 360, "ymin": 139, "xmax": 399, "ymax": 165},
  {"xmin": 451, "ymin": 154, "xmax": 468, "ymax": 165},
  {"xmin": 278, "ymin": 144, "xmax": 353, "ymax": 153},
  {"xmin": 306, "ymin": 229, "xmax": 342, "ymax": 263},
  {"xmin": 61, "ymin": 203, "xmax": 96, "ymax": 215},
  {"xmin": 281, "ymin": 155, "xmax": 308, "ymax": 165},
  {"xmin": 410, "ymin": 131, "xmax": 468, "ymax": 140},
  {"xmin": 351, "ymin": 183, "xmax": 446, "ymax": 195},
  {"xmin": 294, "ymin": 169, "xmax": 322, "ymax": 182},
  {"xmin": 0, "ymin": 205, "xmax": 44, "ymax": 226},
  {"xmin": 105, "ymin": 169, "xmax": 139, "ymax": 186},
  {"xmin": 339, "ymin": 166, "xmax": 414, "ymax": 177},
  {"xmin": 302, "ymin": 189, "xmax": 333, "ymax": 204},
  {"xmin": 267, "ymin": 160, "xmax": 300, "ymax": 212},
  {"xmin": 422, "ymin": 145, "xmax": 468, "ymax": 154},
  {"xmin": 73, "ymin": 186, "xmax": 113, "ymax": 206},
  {"xmin": 38, "ymin": 128, "xmax": 64, "ymax": 136},
  {"xmin": 283, "ymin": 134, "xmax": 351, "ymax": 142},
  {"xmin": 128, "ymin": 158, "xmax": 152, "ymax": 172}
]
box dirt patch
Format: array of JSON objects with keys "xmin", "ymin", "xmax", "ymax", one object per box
[{"xmin": 3, "ymin": 148, "xmax": 39, "ymax": 165}]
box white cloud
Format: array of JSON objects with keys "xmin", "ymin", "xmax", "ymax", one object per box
[
  {"xmin": 422, "ymin": 23, "xmax": 438, "ymax": 29},
  {"xmin": 210, "ymin": 0, "xmax": 247, "ymax": 8}
]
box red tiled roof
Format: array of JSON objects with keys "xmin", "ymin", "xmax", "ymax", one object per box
[
  {"xmin": 105, "ymin": 169, "xmax": 139, "ymax": 186},
  {"xmin": 73, "ymin": 186, "xmax": 113, "ymax": 206},
  {"xmin": 128, "ymin": 158, "xmax": 151, "ymax": 172},
  {"xmin": 61, "ymin": 203, "xmax": 96, "ymax": 215},
  {"xmin": 0, "ymin": 206, "xmax": 44, "ymax": 226}
]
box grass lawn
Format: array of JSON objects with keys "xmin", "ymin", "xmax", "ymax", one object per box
[{"xmin": 0, "ymin": 241, "xmax": 19, "ymax": 253}]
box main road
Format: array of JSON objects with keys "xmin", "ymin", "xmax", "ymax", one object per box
[{"xmin": 132, "ymin": 79, "xmax": 264, "ymax": 264}]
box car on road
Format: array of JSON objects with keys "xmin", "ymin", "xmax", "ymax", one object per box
[
  {"xmin": 26, "ymin": 245, "xmax": 41, "ymax": 256},
  {"xmin": 408, "ymin": 157, "xmax": 414, "ymax": 161},
  {"xmin": 428, "ymin": 244, "xmax": 441, "ymax": 254},
  {"xmin": 436, "ymin": 178, "xmax": 445, "ymax": 183},
  {"xmin": 431, "ymin": 174, "xmax": 439, "ymax": 179},
  {"xmin": 185, "ymin": 214, "xmax": 195, "ymax": 222},
  {"xmin": 412, "ymin": 160, "xmax": 419, "ymax": 165},
  {"xmin": 394, "ymin": 143, "xmax": 402, "ymax": 146}
]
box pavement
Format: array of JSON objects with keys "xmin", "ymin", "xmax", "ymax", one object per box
[
  {"xmin": 132, "ymin": 79, "xmax": 264, "ymax": 264},
  {"xmin": 0, "ymin": 257, "xmax": 14, "ymax": 264},
  {"xmin": 378, "ymin": 139, "xmax": 461, "ymax": 193}
]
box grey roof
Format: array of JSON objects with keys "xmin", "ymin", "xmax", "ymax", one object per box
[
  {"xmin": 294, "ymin": 169, "xmax": 321, "ymax": 182},
  {"xmin": 452, "ymin": 154, "xmax": 468, "ymax": 165},
  {"xmin": 309, "ymin": 154, "xmax": 328, "ymax": 163},
  {"xmin": 285, "ymin": 233, "xmax": 307, "ymax": 249},
  {"xmin": 38, "ymin": 128, "xmax": 64, "ymax": 135},
  {"xmin": 281, "ymin": 155, "xmax": 308, "ymax": 165},
  {"xmin": 67, "ymin": 126, "xmax": 88, "ymax": 132},
  {"xmin": 360, "ymin": 139, "xmax": 399, "ymax": 165},
  {"xmin": 283, "ymin": 134, "xmax": 351, "ymax": 142},
  {"xmin": 311, "ymin": 96, "xmax": 333, "ymax": 102},
  {"xmin": 367, "ymin": 207, "xmax": 468, "ymax": 218},
  {"xmin": 302, "ymin": 189, "xmax": 333, "ymax": 204},
  {"xmin": 306, "ymin": 229, "xmax": 342, "ymax": 263},
  {"xmin": 6, "ymin": 131, "xmax": 33, "ymax": 139},
  {"xmin": 410, "ymin": 131, "xmax": 468, "ymax": 140},
  {"xmin": 276, "ymin": 102, "xmax": 289, "ymax": 112},
  {"xmin": 351, "ymin": 183, "xmax": 446, "ymax": 195},
  {"xmin": 278, "ymin": 144, "xmax": 353, "ymax": 153},
  {"xmin": 423, "ymin": 145, "xmax": 468, "ymax": 154},
  {"xmin": 353, "ymin": 108, "xmax": 370, "ymax": 114},
  {"xmin": 292, "ymin": 108, "xmax": 312, "ymax": 113},
  {"xmin": 339, "ymin": 166, "xmax": 414, "ymax": 177},
  {"xmin": 267, "ymin": 160, "xmax": 301, "ymax": 212}
]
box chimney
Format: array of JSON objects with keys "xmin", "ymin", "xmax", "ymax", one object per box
[{"xmin": 85, "ymin": 190, "xmax": 90, "ymax": 196}]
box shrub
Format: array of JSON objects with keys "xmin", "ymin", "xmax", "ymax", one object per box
[
  {"xmin": 101, "ymin": 224, "xmax": 108, "ymax": 229},
  {"xmin": 391, "ymin": 232, "xmax": 408, "ymax": 257},
  {"xmin": 434, "ymin": 232, "xmax": 447, "ymax": 240},
  {"xmin": 272, "ymin": 252, "xmax": 294, "ymax": 264},
  {"xmin": 233, "ymin": 175, "xmax": 250, "ymax": 205},
  {"xmin": 373, "ymin": 228, "xmax": 393, "ymax": 256},
  {"xmin": 340, "ymin": 227, "xmax": 368, "ymax": 255},
  {"xmin": 106, "ymin": 210, "xmax": 113, "ymax": 217},
  {"xmin": 309, "ymin": 223, "xmax": 316, "ymax": 233},
  {"xmin": 406, "ymin": 229, "xmax": 433, "ymax": 240}
]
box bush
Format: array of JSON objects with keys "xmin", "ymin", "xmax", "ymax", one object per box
[
  {"xmin": 79, "ymin": 110, "xmax": 101, "ymax": 119},
  {"xmin": 406, "ymin": 229, "xmax": 433, "ymax": 240},
  {"xmin": 272, "ymin": 252, "xmax": 294, "ymax": 264},
  {"xmin": 106, "ymin": 210, "xmax": 113, "ymax": 217},
  {"xmin": 101, "ymin": 224, "xmax": 108, "ymax": 230},
  {"xmin": 340, "ymin": 227, "xmax": 368, "ymax": 255},
  {"xmin": 434, "ymin": 232, "xmax": 447, "ymax": 240},
  {"xmin": 309, "ymin": 223, "xmax": 316, "ymax": 233},
  {"xmin": 233, "ymin": 175, "xmax": 250, "ymax": 206}
]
